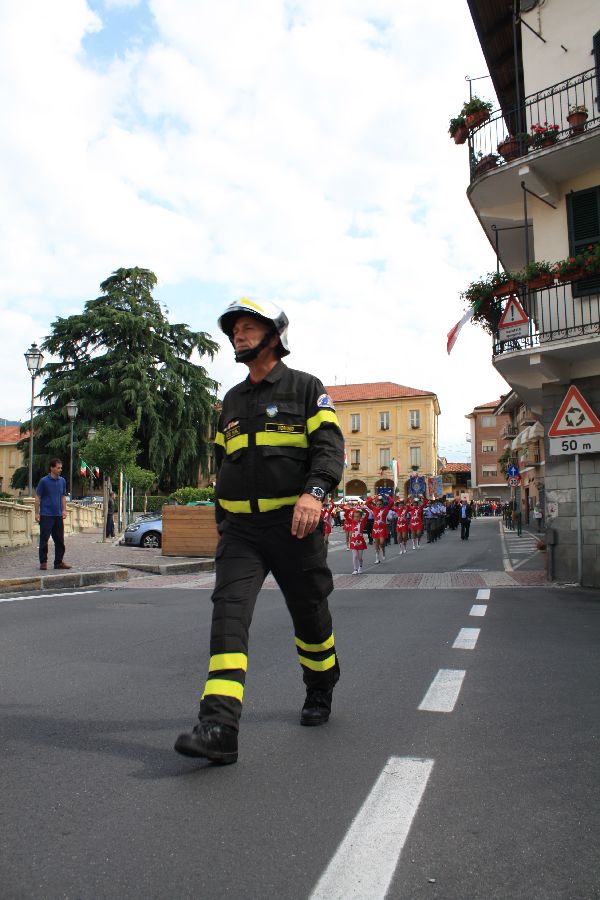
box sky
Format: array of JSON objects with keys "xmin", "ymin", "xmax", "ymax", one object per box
[{"xmin": 0, "ymin": 0, "xmax": 510, "ymax": 462}]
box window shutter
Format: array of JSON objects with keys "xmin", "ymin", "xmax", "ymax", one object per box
[{"xmin": 567, "ymin": 186, "xmax": 600, "ymax": 296}]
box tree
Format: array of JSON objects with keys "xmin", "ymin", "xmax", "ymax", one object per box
[
  {"xmin": 20, "ymin": 268, "xmax": 220, "ymax": 492},
  {"xmin": 125, "ymin": 464, "xmax": 157, "ymax": 513},
  {"xmin": 82, "ymin": 425, "xmax": 139, "ymax": 483}
]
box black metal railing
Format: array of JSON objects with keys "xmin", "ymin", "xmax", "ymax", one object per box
[
  {"xmin": 469, "ymin": 67, "xmax": 599, "ymax": 181},
  {"xmin": 491, "ymin": 278, "xmax": 600, "ymax": 355}
]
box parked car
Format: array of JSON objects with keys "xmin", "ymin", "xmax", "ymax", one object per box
[{"xmin": 123, "ymin": 514, "xmax": 163, "ymax": 549}]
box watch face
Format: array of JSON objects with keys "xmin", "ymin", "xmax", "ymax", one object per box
[{"xmin": 311, "ymin": 487, "xmax": 325, "ymax": 500}]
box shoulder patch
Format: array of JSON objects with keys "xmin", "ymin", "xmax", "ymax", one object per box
[{"xmin": 317, "ymin": 393, "xmax": 335, "ymax": 410}]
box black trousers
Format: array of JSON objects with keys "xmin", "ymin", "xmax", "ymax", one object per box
[
  {"xmin": 460, "ymin": 518, "xmax": 471, "ymax": 540},
  {"xmin": 39, "ymin": 515, "xmax": 65, "ymax": 564},
  {"xmin": 199, "ymin": 513, "xmax": 339, "ymax": 731},
  {"xmin": 106, "ymin": 514, "xmax": 115, "ymax": 538}
]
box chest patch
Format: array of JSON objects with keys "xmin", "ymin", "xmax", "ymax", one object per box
[
  {"xmin": 266, "ymin": 404, "xmax": 278, "ymax": 418},
  {"xmin": 264, "ymin": 422, "xmax": 305, "ymax": 434}
]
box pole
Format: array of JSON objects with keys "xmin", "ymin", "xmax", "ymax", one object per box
[
  {"xmin": 575, "ymin": 453, "xmax": 583, "ymax": 585},
  {"xmin": 28, "ymin": 374, "xmax": 35, "ymax": 496},
  {"xmin": 69, "ymin": 418, "xmax": 74, "ymax": 500}
]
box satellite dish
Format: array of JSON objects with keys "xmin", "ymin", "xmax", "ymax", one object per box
[{"xmin": 520, "ymin": 0, "xmax": 538, "ymax": 11}]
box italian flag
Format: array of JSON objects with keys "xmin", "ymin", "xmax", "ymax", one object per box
[
  {"xmin": 79, "ymin": 459, "xmax": 88, "ymax": 476},
  {"xmin": 446, "ymin": 298, "xmax": 484, "ymax": 354}
]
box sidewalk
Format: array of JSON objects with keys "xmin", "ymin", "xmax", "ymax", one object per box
[{"xmin": 0, "ymin": 528, "xmax": 214, "ymax": 592}]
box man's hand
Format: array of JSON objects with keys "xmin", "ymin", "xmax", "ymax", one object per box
[
  {"xmin": 291, "ymin": 493, "xmax": 323, "ymax": 539},
  {"xmin": 35, "ymin": 513, "xmax": 40, "ymax": 524}
]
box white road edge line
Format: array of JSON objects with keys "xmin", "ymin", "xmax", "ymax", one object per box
[
  {"xmin": 470, "ymin": 604, "xmax": 487, "ymax": 617},
  {"xmin": 476, "ymin": 588, "xmax": 490, "ymax": 600},
  {"xmin": 499, "ymin": 520, "xmax": 513, "ymax": 572},
  {"xmin": 453, "ymin": 627, "xmax": 480, "ymax": 650},
  {"xmin": 418, "ymin": 669, "xmax": 466, "ymax": 712},
  {"xmin": 309, "ymin": 756, "xmax": 434, "ymax": 900},
  {"xmin": 0, "ymin": 590, "xmax": 100, "ymax": 603}
]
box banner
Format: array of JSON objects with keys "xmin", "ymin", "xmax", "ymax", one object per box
[
  {"xmin": 409, "ymin": 475, "xmax": 426, "ymax": 497},
  {"xmin": 79, "ymin": 459, "xmax": 88, "ymax": 476}
]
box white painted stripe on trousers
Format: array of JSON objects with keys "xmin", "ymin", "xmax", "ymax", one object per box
[
  {"xmin": 470, "ymin": 604, "xmax": 487, "ymax": 617},
  {"xmin": 453, "ymin": 627, "xmax": 480, "ymax": 650},
  {"xmin": 0, "ymin": 590, "xmax": 99, "ymax": 603},
  {"xmin": 476, "ymin": 588, "xmax": 490, "ymax": 600},
  {"xmin": 418, "ymin": 669, "xmax": 466, "ymax": 712},
  {"xmin": 309, "ymin": 756, "xmax": 434, "ymax": 900}
]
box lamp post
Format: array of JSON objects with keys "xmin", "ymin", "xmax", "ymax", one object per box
[
  {"xmin": 87, "ymin": 427, "xmax": 97, "ymax": 496},
  {"xmin": 24, "ymin": 342, "xmax": 44, "ymax": 496},
  {"xmin": 65, "ymin": 399, "xmax": 79, "ymax": 500}
]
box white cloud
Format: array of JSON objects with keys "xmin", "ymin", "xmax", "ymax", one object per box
[{"xmin": 0, "ymin": 0, "xmax": 508, "ymax": 463}]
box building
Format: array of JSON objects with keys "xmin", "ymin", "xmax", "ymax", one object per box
[
  {"xmin": 466, "ymin": 400, "xmax": 511, "ymax": 502},
  {"xmin": 324, "ymin": 382, "xmax": 440, "ymax": 497},
  {"xmin": 0, "ymin": 426, "xmax": 24, "ymax": 496},
  {"xmin": 494, "ymin": 391, "xmax": 545, "ymax": 525},
  {"xmin": 441, "ymin": 462, "xmax": 471, "ymax": 500},
  {"xmin": 464, "ymin": 1, "xmax": 600, "ymax": 585}
]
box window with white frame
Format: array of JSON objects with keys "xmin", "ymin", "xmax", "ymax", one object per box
[
  {"xmin": 351, "ymin": 449, "xmax": 360, "ymax": 466},
  {"xmin": 351, "ymin": 413, "xmax": 361, "ymax": 432},
  {"xmin": 482, "ymin": 464, "xmax": 497, "ymax": 477},
  {"xmin": 481, "ymin": 415, "xmax": 496, "ymax": 428},
  {"xmin": 409, "ymin": 446, "xmax": 421, "ymax": 468},
  {"xmin": 379, "ymin": 447, "xmax": 391, "ymax": 468},
  {"xmin": 379, "ymin": 411, "xmax": 390, "ymax": 431},
  {"xmin": 409, "ymin": 409, "xmax": 420, "ymax": 429},
  {"xmin": 481, "ymin": 440, "xmax": 497, "ymax": 453}
]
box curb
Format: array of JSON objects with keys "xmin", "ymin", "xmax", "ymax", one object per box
[
  {"xmin": 116, "ymin": 559, "xmax": 215, "ymax": 576},
  {"xmin": 0, "ymin": 569, "xmax": 129, "ymax": 594}
]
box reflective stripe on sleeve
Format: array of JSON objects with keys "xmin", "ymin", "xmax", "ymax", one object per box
[
  {"xmin": 295, "ymin": 634, "xmax": 335, "ymax": 652},
  {"xmin": 202, "ymin": 678, "xmax": 244, "ymax": 702},
  {"xmin": 208, "ymin": 653, "xmax": 248, "ymax": 673},
  {"xmin": 298, "ymin": 653, "xmax": 337, "ymax": 672},
  {"xmin": 214, "ymin": 431, "xmax": 225, "ymax": 447},
  {"xmin": 256, "ymin": 432, "xmax": 308, "ymax": 448},
  {"xmin": 306, "ymin": 409, "xmax": 341, "ymax": 434},
  {"xmin": 225, "ymin": 433, "xmax": 249, "ymax": 454}
]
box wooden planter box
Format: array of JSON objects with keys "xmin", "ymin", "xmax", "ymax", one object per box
[{"xmin": 162, "ymin": 504, "xmax": 219, "ymax": 557}]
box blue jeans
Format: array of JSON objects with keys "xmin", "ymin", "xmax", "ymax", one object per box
[{"xmin": 39, "ymin": 516, "xmax": 65, "ymax": 565}]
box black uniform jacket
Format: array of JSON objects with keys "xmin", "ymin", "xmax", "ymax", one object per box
[{"xmin": 214, "ymin": 361, "xmax": 344, "ymax": 522}]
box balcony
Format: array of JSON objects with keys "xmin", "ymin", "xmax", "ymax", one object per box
[{"xmin": 501, "ymin": 424, "xmax": 518, "ymax": 439}]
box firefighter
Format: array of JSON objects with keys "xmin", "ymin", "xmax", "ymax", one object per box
[{"xmin": 175, "ymin": 298, "xmax": 344, "ymax": 765}]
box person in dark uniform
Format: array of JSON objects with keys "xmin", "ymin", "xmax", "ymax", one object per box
[{"xmin": 175, "ymin": 298, "xmax": 344, "ymax": 765}]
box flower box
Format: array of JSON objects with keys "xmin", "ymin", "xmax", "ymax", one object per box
[
  {"xmin": 473, "ymin": 154, "xmax": 498, "ymax": 177},
  {"xmin": 526, "ymin": 274, "xmax": 554, "ymax": 290},
  {"xmin": 492, "ymin": 279, "xmax": 521, "ymax": 297},
  {"xmin": 567, "ymin": 110, "xmax": 587, "ymax": 135},
  {"xmin": 453, "ymin": 124, "xmax": 469, "ymax": 145},
  {"xmin": 466, "ymin": 108, "xmax": 489, "ymax": 130}
]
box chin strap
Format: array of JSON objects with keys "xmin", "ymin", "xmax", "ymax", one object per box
[{"xmin": 233, "ymin": 331, "xmax": 277, "ymax": 363}]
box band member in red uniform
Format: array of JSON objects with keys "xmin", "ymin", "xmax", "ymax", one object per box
[
  {"xmin": 320, "ymin": 498, "xmax": 336, "ymax": 547},
  {"xmin": 396, "ymin": 499, "xmax": 409, "ymax": 554},
  {"xmin": 348, "ymin": 506, "xmax": 368, "ymax": 574},
  {"xmin": 408, "ymin": 496, "xmax": 425, "ymax": 549},
  {"xmin": 365, "ymin": 494, "xmax": 394, "ymax": 564},
  {"xmin": 342, "ymin": 502, "xmax": 355, "ymax": 550}
]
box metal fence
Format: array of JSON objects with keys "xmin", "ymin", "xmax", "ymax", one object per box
[{"xmin": 470, "ymin": 67, "xmax": 599, "ymax": 180}]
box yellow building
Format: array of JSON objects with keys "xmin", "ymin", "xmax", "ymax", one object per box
[
  {"xmin": 324, "ymin": 382, "xmax": 441, "ymax": 496},
  {"xmin": 0, "ymin": 426, "xmax": 24, "ymax": 496}
]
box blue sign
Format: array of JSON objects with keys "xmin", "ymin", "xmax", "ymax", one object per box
[{"xmin": 506, "ymin": 464, "xmax": 519, "ymax": 477}]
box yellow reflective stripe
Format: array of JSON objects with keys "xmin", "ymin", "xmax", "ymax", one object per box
[
  {"xmin": 256, "ymin": 432, "xmax": 308, "ymax": 448},
  {"xmin": 298, "ymin": 653, "xmax": 336, "ymax": 672},
  {"xmin": 306, "ymin": 409, "xmax": 340, "ymax": 434},
  {"xmin": 209, "ymin": 653, "xmax": 248, "ymax": 673},
  {"xmin": 202, "ymin": 678, "xmax": 244, "ymax": 702},
  {"xmin": 218, "ymin": 498, "xmax": 252, "ymax": 513},
  {"xmin": 295, "ymin": 634, "xmax": 335, "ymax": 652},
  {"xmin": 214, "ymin": 431, "xmax": 225, "ymax": 447},
  {"xmin": 225, "ymin": 433, "xmax": 248, "ymax": 454},
  {"xmin": 258, "ymin": 496, "xmax": 299, "ymax": 512}
]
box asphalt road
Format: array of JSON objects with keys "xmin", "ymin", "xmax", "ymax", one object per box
[{"xmin": 1, "ymin": 520, "xmax": 599, "ymax": 900}]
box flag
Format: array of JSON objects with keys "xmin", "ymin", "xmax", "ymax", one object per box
[
  {"xmin": 94, "ymin": 466, "xmax": 100, "ymax": 478},
  {"xmin": 79, "ymin": 459, "xmax": 88, "ymax": 476},
  {"xmin": 446, "ymin": 298, "xmax": 484, "ymax": 354},
  {"xmin": 343, "ymin": 444, "xmax": 347, "ymax": 468}
]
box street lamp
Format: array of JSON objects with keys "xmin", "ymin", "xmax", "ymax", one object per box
[
  {"xmin": 65, "ymin": 399, "xmax": 79, "ymax": 499},
  {"xmin": 87, "ymin": 427, "xmax": 97, "ymax": 495},
  {"xmin": 24, "ymin": 342, "xmax": 44, "ymax": 496}
]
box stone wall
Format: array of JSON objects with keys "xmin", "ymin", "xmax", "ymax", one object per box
[
  {"xmin": 0, "ymin": 499, "xmax": 104, "ymax": 549},
  {"xmin": 542, "ymin": 376, "xmax": 600, "ymax": 587}
]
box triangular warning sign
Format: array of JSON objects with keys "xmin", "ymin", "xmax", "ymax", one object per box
[
  {"xmin": 498, "ymin": 295, "xmax": 529, "ymax": 328},
  {"xmin": 548, "ymin": 386, "xmax": 600, "ymax": 437}
]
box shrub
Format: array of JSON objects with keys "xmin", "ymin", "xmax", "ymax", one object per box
[{"xmin": 169, "ymin": 487, "xmax": 215, "ymax": 505}]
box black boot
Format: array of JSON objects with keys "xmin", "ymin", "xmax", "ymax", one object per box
[
  {"xmin": 174, "ymin": 721, "xmax": 238, "ymax": 764},
  {"xmin": 300, "ymin": 688, "xmax": 333, "ymax": 726}
]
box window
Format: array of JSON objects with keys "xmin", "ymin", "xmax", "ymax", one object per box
[
  {"xmin": 482, "ymin": 465, "xmax": 497, "ymax": 477},
  {"xmin": 481, "ymin": 415, "xmax": 496, "ymax": 428},
  {"xmin": 379, "ymin": 411, "xmax": 390, "ymax": 431},
  {"xmin": 482, "ymin": 440, "xmax": 497, "ymax": 453},
  {"xmin": 9, "ymin": 451, "xmax": 17, "ymax": 468},
  {"xmin": 351, "ymin": 414, "xmax": 361, "ymax": 432},
  {"xmin": 409, "ymin": 446, "xmax": 421, "ymax": 468},
  {"xmin": 409, "ymin": 409, "xmax": 420, "ymax": 429},
  {"xmin": 379, "ymin": 448, "xmax": 391, "ymax": 468},
  {"xmin": 567, "ymin": 185, "xmax": 600, "ymax": 296},
  {"xmin": 350, "ymin": 449, "xmax": 360, "ymax": 466}
]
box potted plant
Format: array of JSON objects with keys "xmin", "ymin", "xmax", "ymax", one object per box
[
  {"xmin": 449, "ymin": 115, "xmax": 469, "ymax": 145},
  {"xmin": 530, "ymin": 122, "xmax": 560, "ymax": 149},
  {"xmin": 490, "ymin": 269, "xmax": 522, "ymax": 297},
  {"xmin": 461, "ymin": 96, "xmax": 493, "ymax": 130},
  {"xmin": 461, "ymin": 276, "xmax": 497, "ymax": 335},
  {"xmin": 497, "ymin": 133, "xmax": 530, "ymax": 161},
  {"xmin": 554, "ymin": 253, "xmax": 586, "ymax": 282},
  {"xmin": 517, "ymin": 260, "xmax": 555, "ymax": 291},
  {"xmin": 567, "ymin": 104, "xmax": 588, "ymax": 134},
  {"xmin": 580, "ymin": 243, "xmax": 600, "ymax": 276},
  {"xmin": 472, "ymin": 151, "xmax": 498, "ymax": 178}
]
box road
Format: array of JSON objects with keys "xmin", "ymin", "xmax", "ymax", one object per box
[{"xmin": 1, "ymin": 519, "xmax": 599, "ymax": 899}]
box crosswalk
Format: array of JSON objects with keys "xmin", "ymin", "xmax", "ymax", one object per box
[{"xmin": 501, "ymin": 523, "xmax": 543, "ymax": 572}]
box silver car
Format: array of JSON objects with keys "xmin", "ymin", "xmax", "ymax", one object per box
[{"xmin": 123, "ymin": 514, "xmax": 163, "ymax": 549}]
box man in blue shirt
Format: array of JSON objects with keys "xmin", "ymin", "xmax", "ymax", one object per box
[{"xmin": 35, "ymin": 458, "xmax": 71, "ymax": 570}]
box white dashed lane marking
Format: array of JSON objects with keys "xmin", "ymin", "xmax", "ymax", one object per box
[
  {"xmin": 476, "ymin": 588, "xmax": 490, "ymax": 600},
  {"xmin": 470, "ymin": 604, "xmax": 487, "ymax": 617},
  {"xmin": 453, "ymin": 627, "xmax": 480, "ymax": 650},
  {"xmin": 418, "ymin": 669, "xmax": 467, "ymax": 712},
  {"xmin": 0, "ymin": 590, "xmax": 99, "ymax": 603},
  {"xmin": 309, "ymin": 756, "xmax": 434, "ymax": 900}
]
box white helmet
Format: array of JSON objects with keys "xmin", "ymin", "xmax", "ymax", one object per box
[{"xmin": 218, "ymin": 297, "xmax": 290, "ymax": 361}]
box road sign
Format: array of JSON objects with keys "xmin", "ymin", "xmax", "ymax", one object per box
[
  {"xmin": 507, "ymin": 476, "xmax": 519, "ymax": 486},
  {"xmin": 506, "ymin": 464, "xmax": 519, "ymax": 477},
  {"xmin": 549, "ymin": 433, "xmax": 600, "ymax": 456},
  {"xmin": 548, "ymin": 385, "xmax": 600, "ymax": 437},
  {"xmin": 498, "ymin": 296, "xmax": 530, "ymax": 340}
]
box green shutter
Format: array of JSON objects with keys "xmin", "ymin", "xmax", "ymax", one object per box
[
  {"xmin": 594, "ymin": 30, "xmax": 600, "ymax": 114},
  {"xmin": 567, "ymin": 186, "xmax": 600, "ymax": 296}
]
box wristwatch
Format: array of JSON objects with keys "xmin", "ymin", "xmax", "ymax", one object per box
[{"xmin": 306, "ymin": 486, "xmax": 325, "ymax": 501}]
